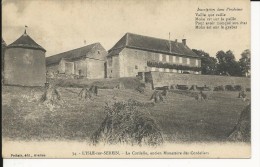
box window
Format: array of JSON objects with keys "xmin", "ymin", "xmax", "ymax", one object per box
[
  {"xmin": 97, "ymin": 50, "xmax": 100, "ymax": 54},
  {"xmin": 187, "ymin": 58, "xmax": 190, "ymax": 65},
  {"xmin": 166, "ymin": 55, "xmax": 169, "ymax": 62},
  {"xmin": 135, "ymin": 65, "xmax": 138, "ymax": 69},
  {"xmin": 172, "ymin": 56, "xmax": 176, "ymax": 63},
  {"xmin": 159, "ymin": 54, "xmax": 163, "ymax": 61},
  {"xmin": 179, "ymin": 57, "xmax": 183, "ymax": 64},
  {"xmin": 195, "ymin": 59, "xmax": 199, "ymax": 66}
]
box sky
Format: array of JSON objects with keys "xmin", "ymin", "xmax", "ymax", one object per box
[{"xmin": 2, "ymin": 0, "xmax": 250, "ymax": 59}]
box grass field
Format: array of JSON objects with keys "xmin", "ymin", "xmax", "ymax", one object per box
[{"xmin": 2, "ymin": 85, "xmax": 250, "ymax": 143}]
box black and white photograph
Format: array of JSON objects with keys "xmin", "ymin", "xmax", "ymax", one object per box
[{"xmin": 2, "ymin": 0, "xmax": 251, "ymax": 158}]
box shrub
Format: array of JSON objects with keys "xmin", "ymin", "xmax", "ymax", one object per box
[{"xmin": 91, "ymin": 100, "xmax": 162, "ymax": 146}]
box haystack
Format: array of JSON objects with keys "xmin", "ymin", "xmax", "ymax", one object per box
[
  {"xmin": 91, "ymin": 100, "xmax": 163, "ymax": 146},
  {"xmin": 228, "ymin": 104, "xmax": 251, "ymax": 142},
  {"xmin": 40, "ymin": 83, "xmax": 61, "ymax": 105},
  {"xmin": 238, "ymin": 90, "xmax": 247, "ymax": 100},
  {"xmin": 195, "ymin": 91, "xmax": 208, "ymax": 101},
  {"xmin": 78, "ymin": 85, "xmax": 98, "ymax": 100},
  {"xmin": 150, "ymin": 91, "xmax": 164, "ymax": 103}
]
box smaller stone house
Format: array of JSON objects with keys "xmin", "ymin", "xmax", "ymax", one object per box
[{"xmin": 46, "ymin": 43, "xmax": 107, "ymax": 79}]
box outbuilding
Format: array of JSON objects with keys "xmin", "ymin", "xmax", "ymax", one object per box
[{"xmin": 4, "ymin": 30, "xmax": 46, "ymax": 86}]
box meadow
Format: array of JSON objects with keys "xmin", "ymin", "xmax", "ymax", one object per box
[{"xmin": 2, "ymin": 85, "xmax": 249, "ymax": 143}]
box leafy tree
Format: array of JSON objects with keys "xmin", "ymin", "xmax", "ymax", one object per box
[
  {"xmin": 239, "ymin": 49, "xmax": 251, "ymax": 77},
  {"xmin": 216, "ymin": 50, "xmax": 242, "ymax": 76},
  {"xmin": 192, "ymin": 49, "xmax": 217, "ymax": 75}
]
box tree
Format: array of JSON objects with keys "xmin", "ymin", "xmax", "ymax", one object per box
[
  {"xmin": 239, "ymin": 49, "xmax": 251, "ymax": 77},
  {"xmin": 216, "ymin": 50, "xmax": 242, "ymax": 76},
  {"xmin": 192, "ymin": 49, "xmax": 217, "ymax": 75}
]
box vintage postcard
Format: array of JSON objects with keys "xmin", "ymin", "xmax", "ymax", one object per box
[{"xmin": 2, "ymin": 0, "xmax": 251, "ymax": 158}]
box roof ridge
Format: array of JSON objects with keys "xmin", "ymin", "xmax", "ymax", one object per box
[
  {"xmin": 126, "ymin": 32, "xmax": 182, "ymax": 43},
  {"xmin": 109, "ymin": 33, "xmax": 199, "ymax": 58},
  {"xmin": 49, "ymin": 42, "xmax": 99, "ymax": 57}
]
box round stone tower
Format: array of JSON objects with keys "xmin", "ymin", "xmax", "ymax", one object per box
[{"xmin": 4, "ymin": 30, "xmax": 46, "ymax": 86}]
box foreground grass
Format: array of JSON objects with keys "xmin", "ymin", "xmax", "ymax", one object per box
[{"xmin": 2, "ymin": 86, "xmax": 250, "ymax": 143}]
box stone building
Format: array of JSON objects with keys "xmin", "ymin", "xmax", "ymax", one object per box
[
  {"xmin": 2, "ymin": 38, "xmax": 7, "ymax": 72},
  {"xmin": 46, "ymin": 43, "xmax": 107, "ymax": 79},
  {"xmin": 4, "ymin": 31, "xmax": 46, "ymax": 86},
  {"xmin": 107, "ymin": 33, "xmax": 201, "ymax": 78},
  {"xmin": 2, "ymin": 38, "xmax": 7, "ymax": 83}
]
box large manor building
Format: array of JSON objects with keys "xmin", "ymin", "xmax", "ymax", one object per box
[{"xmin": 106, "ymin": 33, "xmax": 201, "ymax": 78}]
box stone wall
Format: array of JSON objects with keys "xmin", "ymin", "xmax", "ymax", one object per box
[
  {"xmin": 4, "ymin": 48, "xmax": 46, "ymax": 86},
  {"xmin": 107, "ymin": 55, "xmax": 120, "ymax": 78},
  {"xmin": 145, "ymin": 71, "xmax": 250, "ymax": 89},
  {"xmin": 86, "ymin": 58, "xmax": 105, "ymax": 79}
]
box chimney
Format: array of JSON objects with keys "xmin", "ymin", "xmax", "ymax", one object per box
[
  {"xmin": 175, "ymin": 39, "xmax": 178, "ymax": 42},
  {"xmin": 182, "ymin": 39, "xmax": 186, "ymax": 45}
]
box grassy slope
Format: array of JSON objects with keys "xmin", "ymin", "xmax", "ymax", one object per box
[{"xmin": 2, "ymin": 86, "xmax": 249, "ymax": 143}]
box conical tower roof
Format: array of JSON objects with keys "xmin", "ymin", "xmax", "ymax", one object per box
[{"xmin": 7, "ymin": 30, "xmax": 46, "ymax": 52}]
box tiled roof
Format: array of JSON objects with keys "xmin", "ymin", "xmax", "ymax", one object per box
[
  {"xmin": 46, "ymin": 43, "xmax": 103, "ymax": 66},
  {"xmin": 7, "ymin": 31, "xmax": 46, "ymax": 52},
  {"xmin": 108, "ymin": 33, "xmax": 199, "ymax": 58}
]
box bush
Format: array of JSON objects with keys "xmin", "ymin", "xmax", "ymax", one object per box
[{"xmin": 91, "ymin": 100, "xmax": 162, "ymax": 146}]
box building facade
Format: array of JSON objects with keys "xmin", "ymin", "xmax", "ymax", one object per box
[
  {"xmin": 46, "ymin": 43, "xmax": 107, "ymax": 79},
  {"xmin": 2, "ymin": 38, "xmax": 7, "ymax": 71},
  {"xmin": 107, "ymin": 33, "xmax": 201, "ymax": 78},
  {"xmin": 4, "ymin": 31, "xmax": 46, "ymax": 86}
]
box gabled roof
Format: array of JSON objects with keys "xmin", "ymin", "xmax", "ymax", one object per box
[
  {"xmin": 7, "ymin": 31, "xmax": 46, "ymax": 52},
  {"xmin": 46, "ymin": 43, "xmax": 103, "ymax": 66},
  {"xmin": 108, "ymin": 33, "xmax": 199, "ymax": 58}
]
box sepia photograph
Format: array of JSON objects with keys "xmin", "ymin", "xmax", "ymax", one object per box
[{"xmin": 2, "ymin": 0, "xmax": 251, "ymax": 158}]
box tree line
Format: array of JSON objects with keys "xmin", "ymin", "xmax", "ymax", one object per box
[{"xmin": 192, "ymin": 49, "xmax": 251, "ymax": 77}]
